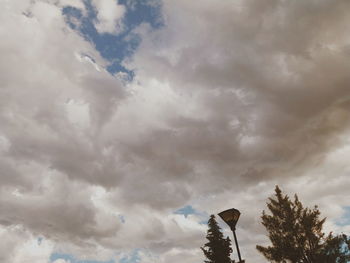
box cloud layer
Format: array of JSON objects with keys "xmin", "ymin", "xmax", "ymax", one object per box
[{"xmin": 1, "ymin": 0, "xmax": 350, "ymax": 262}]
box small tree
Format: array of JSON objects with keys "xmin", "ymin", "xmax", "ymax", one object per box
[
  {"xmin": 202, "ymin": 214, "xmax": 233, "ymax": 263},
  {"xmin": 257, "ymin": 186, "xmax": 350, "ymax": 263}
]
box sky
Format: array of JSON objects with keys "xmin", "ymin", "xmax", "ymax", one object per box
[{"xmin": 1, "ymin": 0, "xmax": 350, "ymax": 262}]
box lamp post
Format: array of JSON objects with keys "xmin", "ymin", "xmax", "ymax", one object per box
[{"xmin": 218, "ymin": 208, "xmax": 244, "ymax": 263}]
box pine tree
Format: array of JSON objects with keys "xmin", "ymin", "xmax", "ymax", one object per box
[
  {"xmin": 257, "ymin": 186, "xmax": 350, "ymax": 263},
  {"xmin": 316, "ymin": 233, "xmax": 350, "ymax": 263},
  {"xmin": 201, "ymin": 214, "xmax": 233, "ymax": 263}
]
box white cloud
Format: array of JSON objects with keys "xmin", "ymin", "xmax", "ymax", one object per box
[
  {"xmin": 65, "ymin": 99, "xmax": 91, "ymax": 129},
  {"xmin": 53, "ymin": 259, "xmax": 71, "ymax": 263},
  {"xmin": 91, "ymin": 0, "xmax": 126, "ymax": 34},
  {"xmin": 0, "ymin": 225, "xmax": 55, "ymax": 263},
  {"xmin": 59, "ymin": 0, "xmax": 85, "ymax": 10}
]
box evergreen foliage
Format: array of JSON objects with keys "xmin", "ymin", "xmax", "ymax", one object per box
[
  {"xmin": 257, "ymin": 186, "xmax": 350, "ymax": 263},
  {"xmin": 317, "ymin": 233, "xmax": 350, "ymax": 263},
  {"xmin": 202, "ymin": 214, "xmax": 233, "ymax": 263}
]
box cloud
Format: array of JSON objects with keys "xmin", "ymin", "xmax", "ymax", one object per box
[
  {"xmin": 91, "ymin": 0, "xmax": 126, "ymax": 34},
  {"xmin": 123, "ymin": 0, "xmax": 350, "ymax": 191},
  {"xmin": 0, "ymin": 0, "xmax": 125, "ymax": 253},
  {"xmin": 53, "ymin": 259, "xmax": 71, "ymax": 263},
  {"xmin": 1, "ymin": 0, "xmax": 350, "ymax": 262},
  {"xmin": 0, "ymin": 225, "xmax": 55, "ymax": 263},
  {"xmin": 59, "ymin": 0, "xmax": 85, "ymax": 11}
]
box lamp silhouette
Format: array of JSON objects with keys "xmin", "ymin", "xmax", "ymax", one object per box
[{"xmin": 218, "ymin": 208, "xmax": 244, "ymax": 263}]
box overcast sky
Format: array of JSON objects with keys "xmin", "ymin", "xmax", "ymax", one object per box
[{"xmin": 1, "ymin": 0, "xmax": 350, "ymax": 262}]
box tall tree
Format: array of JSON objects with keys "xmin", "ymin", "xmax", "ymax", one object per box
[
  {"xmin": 202, "ymin": 214, "xmax": 233, "ymax": 263},
  {"xmin": 257, "ymin": 186, "xmax": 350, "ymax": 263}
]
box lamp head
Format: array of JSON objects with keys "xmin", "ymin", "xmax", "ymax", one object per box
[{"xmin": 218, "ymin": 208, "xmax": 241, "ymax": 230}]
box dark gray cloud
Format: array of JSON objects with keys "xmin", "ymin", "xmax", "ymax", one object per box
[{"xmin": 126, "ymin": 0, "xmax": 350, "ymax": 188}]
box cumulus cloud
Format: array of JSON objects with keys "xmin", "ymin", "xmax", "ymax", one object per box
[
  {"xmin": 123, "ymin": 0, "xmax": 350, "ymax": 194},
  {"xmin": 0, "ymin": 0, "xmax": 125, "ymax": 255},
  {"xmin": 91, "ymin": 0, "xmax": 126, "ymax": 34},
  {"xmin": 1, "ymin": 0, "xmax": 350, "ymax": 262}
]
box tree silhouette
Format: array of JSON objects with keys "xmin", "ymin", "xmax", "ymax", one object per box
[
  {"xmin": 202, "ymin": 214, "xmax": 233, "ymax": 263},
  {"xmin": 257, "ymin": 186, "xmax": 350, "ymax": 263},
  {"xmin": 316, "ymin": 232, "xmax": 350, "ymax": 263}
]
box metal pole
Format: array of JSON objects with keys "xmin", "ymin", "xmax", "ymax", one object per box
[{"xmin": 232, "ymin": 229, "xmax": 242, "ymax": 262}]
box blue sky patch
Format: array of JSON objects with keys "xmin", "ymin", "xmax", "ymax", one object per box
[
  {"xmin": 119, "ymin": 249, "xmax": 141, "ymax": 263},
  {"xmin": 174, "ymin": 205, "xmax": 197, "ymax": 218},
  {"xmin": 37, "ymin": 237, "xmax": 43, "ymax": 245},
  {"xmin": 119, "ymin": 214, "xmax": 126, "ymax": 224},
  {"xmin": 62, "ymin": 0, "xmax": 163, "ymax": 77},
  {"xmin": 174, "ymin": 205, "xmax": 209, "ymax": 224},
  {"xmin": 336, "ymin": 206, "xmax": 350, "ymax": 227}
]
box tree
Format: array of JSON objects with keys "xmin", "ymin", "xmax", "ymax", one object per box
[
  {"xmin": 257, "ymin": 186, "xmax": 350, "ymax": 263},
  {"xmin": 317, "ymin": 233, "xmax": 350, "ymax": 263},
  {"xmin": 202, "ymin": 214, "xmax": 233, "ymax": 263}
]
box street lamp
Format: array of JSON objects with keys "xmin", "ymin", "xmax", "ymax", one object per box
[{"xmin": 218, "ymin": 208, "xmax": 244, "ymax": 263}]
